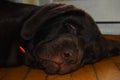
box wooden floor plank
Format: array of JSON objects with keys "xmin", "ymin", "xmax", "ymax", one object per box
[
  {"xmin": 71, "ymin": 65, "xmax": 97, "ymax": 80},
  {"xmin": 47, "ymin": 74, "xmax": 71, "ymax": 80},
  {"xmin": 104, "ymin": 35, "xmax": 120, "ymax": 41},
  {"xmin": 116, "ymin": 63, "xmax": 120, "ymax": 71},
  {"xmin": 0, "ymin": 68, "xmax": 9, "ymax": 80},
  {"xmin": 111, "ymin": 56, "xmax": 120, "ymax": 63},
  {"xmin": 94, "ymin": 58, "xmax": 120, "ymax": 80},
  {"xmin": 25, "ymin": 69, "xmax": 46, "ymax": 80},
  {"xmin": 2, "ymin": 66, "xmax": 29, "ymax": 80}
]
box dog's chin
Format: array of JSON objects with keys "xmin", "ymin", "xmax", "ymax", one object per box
[
  {"xmin": 40, "ymin": 60, "xmax": 78, "ymax": 75},
  {"xmin": 40, "ymin": 60, "xmax": 60, "ymax": 74},
  {"xmin": 24, "ymin": 54, "xmax": 81, "ymax": 74}
]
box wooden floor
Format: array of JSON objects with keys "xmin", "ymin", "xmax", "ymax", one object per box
[{"xmin": 0, "ymin": 35, "xmax": 120, "ymax": 80}]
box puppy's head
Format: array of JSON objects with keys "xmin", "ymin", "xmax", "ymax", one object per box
[
  {"xmin": 22, "ymin": 16, "xmax": 85, "ymax": 74},
  {"xmin": 20, "ymin": 3, "xmax": 98, "ymax": 74},
  {"xmin": 34, "ymin": 34, "xmax": 84, "ymax": 74}
]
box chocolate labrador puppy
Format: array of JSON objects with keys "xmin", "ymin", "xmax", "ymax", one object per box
[{"xmin": 0, "ymin": 1, "xmax": 120, "ymax": 74}]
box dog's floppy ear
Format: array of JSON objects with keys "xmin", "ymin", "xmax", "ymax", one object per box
[{"xmin": 21, "ymin": 3, "xmax": 79, "ymax": 40}]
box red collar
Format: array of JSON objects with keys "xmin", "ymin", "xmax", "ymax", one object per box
[{"xmin": 19, "ymin": 46, "xmax": 27, "ymax": 54}]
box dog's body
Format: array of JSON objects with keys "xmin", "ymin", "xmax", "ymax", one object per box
[
  {"xmin": 0, "ymin": 1, "xmax": 38, "ymax": 66},
  {"xmin": 0, "ymin": 1, "xmax": 120, "ymax": 74}
]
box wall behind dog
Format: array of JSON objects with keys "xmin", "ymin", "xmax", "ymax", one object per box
[{"xmin": 10, "ymin": 0, "xmax": 120, "ymax": 35}]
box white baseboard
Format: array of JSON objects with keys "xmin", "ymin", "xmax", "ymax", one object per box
[{"xmin": 97, "ymin": 23, "xmax": 120, "ymax": 35}]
